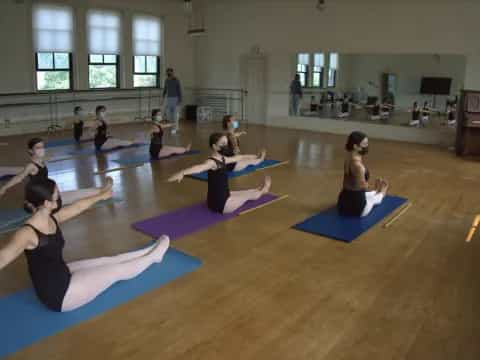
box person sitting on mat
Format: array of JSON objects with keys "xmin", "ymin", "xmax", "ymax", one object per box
[
  {"xmin": 87, "ymin": 105, "xmax": 139, "ymax": 152},
  {"xmin": 149, "ymin": 109, "xmax": 191, "ymax": 160},
  {"xmin": 337, "ymin": 131, "xmax": 388, "ymax": 217},
  {"xmin": 408, "ymin": 101, "xmax": 421, "ymax": 127},
  {"xmin": 0, "ymin": 138, "xmax": 111, "ymax": 204},
  {"xmin": 73, "ymin": 106, "xmax": 85, "ymax": 143},
  {"xmin": 0, "ymin": 177, "xmax": 170, "ymax": 312},
  {"xmin": 168, "ymin": 132, "xmax": 271, "ymax": 214},
  {"xmin": 220, "ymin": 115, "xmax": 261, "ymax": 172}
]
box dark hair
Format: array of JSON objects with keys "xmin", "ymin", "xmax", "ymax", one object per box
[
  {"xmin": 166, "ymin": 68, "xmax": 173, "ymax": 72},
  {"xmin": 74, "ymin": 106, "xmax": 82, "ymax": 114},
  {"xmin": 151, "ymin": 108, "xmax": 160, "ymax": 118},
  {"xmin": 24, "ymin": 178, "xmax": 57, "ymax": 213},
  {"xmin": 209, "ymin": 132, "xmax": 226, "ymax": 148},
  {"xmin": 222, "ymin": 115, "xmax": 233, "ymax": 130},
  {"xmin": 95, "ymin": 105, "xmax": 106, "ymax": 115},
  {"xmin": 345, "ymin": 131, "xmax": 367, "ymax": 152},
  {"xmin": 27, "ymin": 138, "xmax": 44, "ymax": 150}
]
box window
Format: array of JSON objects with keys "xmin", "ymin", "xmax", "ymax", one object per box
[
  {"xmin": 312, "ymin": 53, "xmax": 325, "ymax": 88},
  {"xmin": 296, "ymin": 53, "xmax": 310, "ymax": 87},
  {"xmin": 87, "ymin": 10, "xmax": 121, "ymax": 88},
  {"xmin": 133, "ymin": 16, "xmax": 161, "ymax": 87},
  {"xmin": 328, "ymin": 53, "xmax": 338, "ymax": 87},
  {"xmin": 88, "ymin": 54, "xmax": 119, "ymax": 89},
  {"xmin": 32, "ymin": 5, "xmax": 73, "ymax": 91}
]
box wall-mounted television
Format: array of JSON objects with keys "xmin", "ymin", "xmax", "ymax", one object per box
[{"xmin": 420, "ymin": 77, "xmax": 452, "ymax": 95}]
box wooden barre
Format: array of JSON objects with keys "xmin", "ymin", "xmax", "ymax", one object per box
[
  {"xmin": 239, "ymin": 194, "xmax": 289, "ymax": 216},
  {"xmin": 465, "ymin": 214, "xmax": 480, "ymax": 243},
  {"xmin": 383, "ymin": 202, "xmax": 412, "ymax": 228},
  {"xmin": 94, "ymin": 164, "xmax": 143, "ymax": 175}
]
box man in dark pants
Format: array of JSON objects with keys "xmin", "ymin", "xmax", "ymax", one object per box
[
  {"xmin": 162, "ymin": 68, "xmax": 182, "ymax": 133},
  {"xmin": 290, "ymin": 74, "xmax": 303, "ymax": 116}
]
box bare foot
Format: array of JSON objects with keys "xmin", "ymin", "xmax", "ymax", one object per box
[
  {"xmin": 380, "ymin": 179, "xmax": 389, "ymax": 195},
  {"xmin": 151, "ymin": 235, "xmax": 170, "ymax": 263},
  {"xmin": 260, "ymin": 175, "xmax": 272, "ymax": 194},
  {"xmin": 185, "ymin": 144, "xmax": 192, "ymax": 152},
  {"xmin": 258, "ymin": 149, "xmax": 266, "ymax": 161}
]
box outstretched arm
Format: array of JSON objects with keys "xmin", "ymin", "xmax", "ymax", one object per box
[
  {"xmin": 54, "ymin": 178, "xmax": 113, "ymax": 224},
  {"xmin": 0, "ymin": 227, "xmax": 35, "ymax": 270},
  {"xmin": 0, "ymin": 164, "xmax": 35, "ymax": 197},
  {"xmin": 167, "ymin": 160, "xmax": 215, "ymax": 183}
]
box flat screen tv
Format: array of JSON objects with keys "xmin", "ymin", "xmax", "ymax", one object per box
[{"xmin": 420, "ymin": 77, "xmax": 452, "ymax": 95}]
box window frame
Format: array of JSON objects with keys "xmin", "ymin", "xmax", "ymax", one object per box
[
  {"xmin": 88, "ymin": 54, "xmax": 120, "ymax": 89},
  {"xmin": 327, "ymin": 53, "xmax": 338, "ymax": 88},
  {"xmin": 35, "ymin": 51, "xmax": 73, "ymax": 91},
  {"xmin": 133, "ymin": 55, "xmax": 160, "ymax": 88},
  {"xmin": 296, "ymin": 64, "xmax": 309, "ymax": 88}
]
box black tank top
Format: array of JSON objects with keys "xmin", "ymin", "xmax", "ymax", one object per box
[
  {"xmin": 219, "ymin": 133, "xmax": 238, "ymax": 157},
  {"xmin": 29, "ymin": 162, "xmax": 48, "ymax": 182},
  {"xmin": 207, "ymin": 157, "xmax": 231, "ymax": 213},
  {"xmin": 73, "ymin": 120, "xmax": 84, "ymax": 142},
  {"xmin": 149, "ymin": 127, "xmax": 164, "ymax": 159},
  {"xmin": 448, "ymin": 109, "xmax": 455, "ymax": 121},
  {"xmin": 341, "ymin": 101, "xmax": 349, "ymax": 113},
  {"xmin": 372, "ymin": 105, "xmax": 380, "ymax": 116},
  {"xmin": 94, "ymin": 120, "xmax": 108, "ymax": 150},
  {"xmin": 23, "ymin": 216, "xmax": 71, "ymax": 312},
  {"xmin": 412, "ymin": 109, "xmax": 420, "ymax": 120}
]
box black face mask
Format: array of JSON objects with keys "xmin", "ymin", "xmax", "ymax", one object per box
[
  {"xmin": 359, "ymin": 146, "xmax": 369, "ymax": 155},
  {"xmin": 51, "ymin": 196, "xmax": 63, "ymax": 215}
]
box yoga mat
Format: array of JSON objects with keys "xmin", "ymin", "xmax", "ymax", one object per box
[
  {"xmin": 45, "ymin": 138, "xmax": 93, "ymax": 148},
  {"xmin": 0, "ymin": 208, "xmax": 30, "ymax": 234},
  {"xmin": 0, "ymin": 198, "xmax": 122, "ymax": 235},
  {"xmin": 293, "ymin": 195, "xmax": 408, "ymax": 243},
  {"xmin": 133, "ymin": 193, "xmax": 278, "ymax": 239},
  {"xmin": 112, "ymin": 150, "xmax": 200, "ymax": 166},
  {"xmin": 0, "ymin": 248, "xmax": 201, "ymax": 358},
  {"xmin": 188, "ymin": 159, "xmax": 284, "ymax": 181},
  {"xmin": 66, "ymin": 143, "xmax": 147, "ymax": 156}
]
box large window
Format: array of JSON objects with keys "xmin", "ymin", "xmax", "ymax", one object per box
[
  {"xmin": 328, "ymin": 53, "xmax": 338, "ymax": 88},
  {"xmin": 296, "ymin": 53, "xmax": 310, "ymax": 87},
  {"xmin": 33, "ymin": 5, "xmax": 73, "ymax": 91},
  {"xmin": 312, "ymin": 53, "xmax": 325, "ymax": 88},
  {"xmin": 132, "ymin": 16, "xmax": 161, "ymax": 87},
  {"xmin": 87, "ymin": 10, "xmax": 121, "ymax": 88}
]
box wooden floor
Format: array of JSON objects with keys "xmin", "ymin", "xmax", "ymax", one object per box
[{"xmin": 1, "ymin": 121, "xmax": 480, "ymax": 360}]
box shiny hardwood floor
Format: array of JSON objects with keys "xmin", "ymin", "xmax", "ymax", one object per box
[{"xmin": 1, "ymin": 121, "xmax": 480, "ymax": 360}]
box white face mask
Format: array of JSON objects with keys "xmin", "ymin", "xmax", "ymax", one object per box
[
  {"xmin": 232, "ymin": 121, "xmax": 239, "ymax": 129},
  {"xmin": 99, "ymin": 111, "xmax": 106, "ymax": 120},
  {"xmin": 155, "ymin": 114, "xmax": 162, "ymax": 122}
]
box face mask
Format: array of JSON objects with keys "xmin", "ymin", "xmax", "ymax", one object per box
[
  {"xmin": 155, "ymin": 114, "xmax": 162, "ymax": 122},
  {"xmin": 359, "ymin": 146, "xmax": 369, "ymax": 156},
  {"xmin": 35, "ymin": 148, "xmax": 46, "ymax": 158},
  {"xmin": 232, "ymin": 121, "xmax": 239, "ymax": 129},
  {"xmin": 218, "ymin": 144, "xmax": 229, "ymax": 153},
  {"xmin": 51, "ymin": 196, "xmax": 63, "ymax": 215},
  {"xmin": 99, "ymin": 111, "xmax": 106, "ymax": 120}
]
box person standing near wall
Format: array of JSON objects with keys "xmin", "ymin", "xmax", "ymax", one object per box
[
  {"xmin": 162, "ymin": 68, "xmax": 182, "ymax": 134},
  {"xmin": 290, "ymin": 74, "xmax": 303, "ymax": 116}
]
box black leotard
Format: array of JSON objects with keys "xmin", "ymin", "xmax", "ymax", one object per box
[
  {"xmin": 29, "ymin": 162, "xmax": 48, "ymax": 182},
  {"xmin": 337, "ymin": 161, "xmax": 370, "ymax": 216},
  {"xmin": 149, "ymin": 126, "xmax": 164, "ymax": 159},
  {"xmin": 73, "ymin": 121, "xmax": 84, "ymax": 142},
  {"xmin": 372, "ymin": 105, "xmax": 380, "ymax": 116},
  {"xmin": 94, "ymin": 120, "xmax": 108, "ymax": 151},
  {"xmin": 341, "ymin": 101, "xmax": 349, "ymax": 113},
  {"xmin": 448, "ymin": 109, "xmax": 456, "ymax": 121},
  {"xmin": 207, "ymin": 157, "xmax": 231, "ymax": 213},
  {"xmin": 23, "ymin": 216, "xmax": 71, "ymax": 312},
  {"xmin": 219, "ymin": 133, "xmax": 239, "ymax": 171},
  {"xmin": 412, "ymin": 109, "xmax": 420, "ymax": 121}
]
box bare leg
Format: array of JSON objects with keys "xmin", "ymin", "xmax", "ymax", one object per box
[
  {"xmin": 67, "ymin": 241, "xmax": 158, "ymax": 272},
  {"xmin": 102, "ymin": 138, "xmax": 135, "ymax": 150},
  {"xmin": 233, "ymin": 150, "xmax": 266, "ymax": 172},
  {"xmin": 61, "ymin": 236, "xmax": 170, "ymax": 312},
  {"xmin": 157, "ymin": 144, "xmax": 191, "ymax": 158},
  {"xmin": 223, "ymin": 176, "xmax": 271, "ymax": 214}
]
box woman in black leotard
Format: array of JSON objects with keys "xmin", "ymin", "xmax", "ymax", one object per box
[
  {"xmin": 73, "ymin": 106, "xmax": 85, "ymax": 143},
  {"xmin": 0, "ymin": 138, "xmax": 109, "ymax": 204},
  {"xmin": 0, "ymin": 177, "xmax": 170, "ymax": 312},
  {"xmin": 89, "ymin": 105, "xmax": 137, "ymax": 151},
  {"xmin": 220, "ymin": 115, "xmax": 262, "ymax": 172},
  {"xmin": 337, "ymin": 131, "xmax": 388, "ymax": 217},
  {"xmin": 149, "ymin": 109, "xmax": 191, "ymax": 160},
  {"xmin": 168, "ymin": 133, "xmax": 271, "ymax": 214}
]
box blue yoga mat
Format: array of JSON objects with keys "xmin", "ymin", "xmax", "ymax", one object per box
[
  {"xmin": 66, "ymin": 143, "xmax": 147, "ymax": 156},
  {"xmin": 0, "ymin": 208, "xmax": 30, "ymax": 234},
  {"xmin": 189, "ymin": 159, "xmax": 283, "ymax": 181},
  {"xmin": 293, "ymin": 195, "xmax": 408, "ymax": 243},
  {"xmin": 112, "ymin": 150, "xmax": 200, "ymax": 166},
  {"xmin": 45, "ymin": 138, "xmax": 93, "ymax": 148},
  {"xmin": 0, "ymin": 247, "xmax": 201, "ymax": 358},
  {"xmin": 0, "ymin": 174, "xmax": 15, "ymax": 181}
]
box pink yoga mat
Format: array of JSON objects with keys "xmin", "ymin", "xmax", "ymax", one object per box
[{"xmin": 132, "ymin": 194, "xmax": 278, "ymax": 240}]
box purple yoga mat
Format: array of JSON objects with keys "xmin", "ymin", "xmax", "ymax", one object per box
[{"xmin": 132, "ymin": 193, "xmax": 278, "ymax": 240}]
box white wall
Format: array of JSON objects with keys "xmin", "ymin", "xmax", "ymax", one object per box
[{"xmin": 194, "ymin": 0, "xmax": 480, "ymax": 123}]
